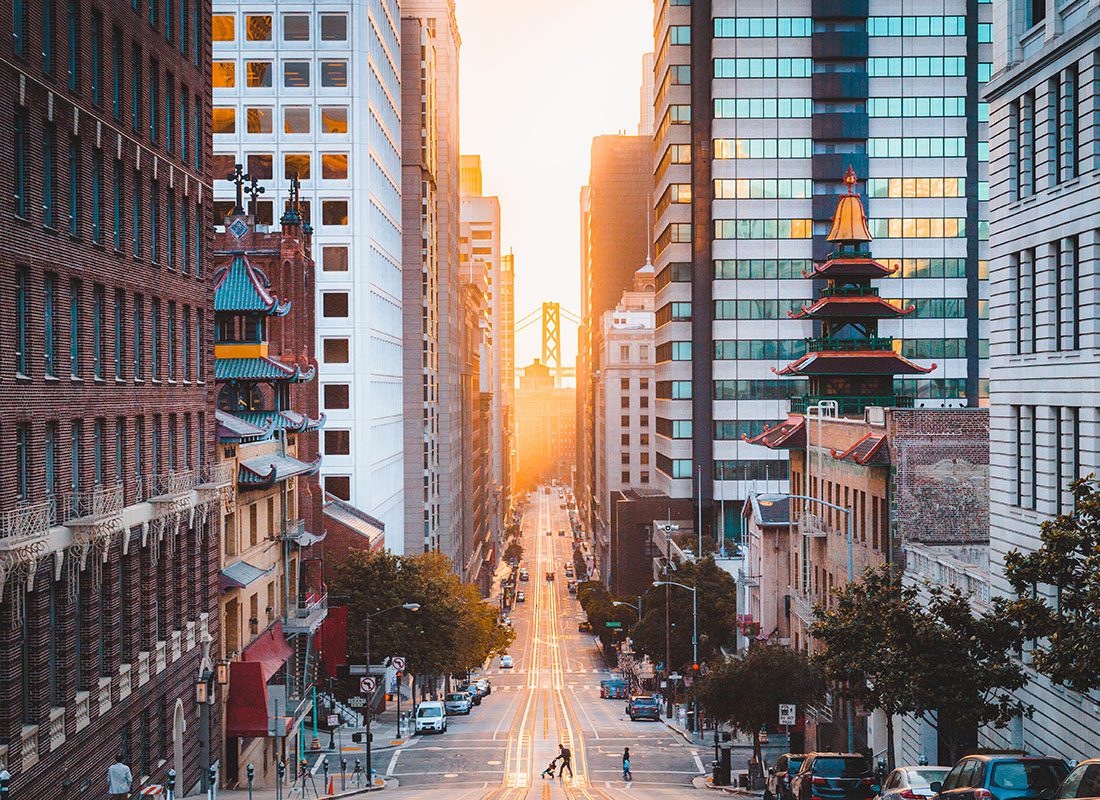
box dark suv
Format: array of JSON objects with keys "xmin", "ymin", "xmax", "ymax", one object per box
[
  {"xmin": 766, "ymin": 754, "xmax": 807, "ymax": 800},
  {"xmin": 626, "ymin": 695, "xmax": 661, "ymax": 721},
  {"xmin": 933, "ymin": 755, "xmax": 1068, "ymax": 800},
  {"xmin": 791, "ymin": 753, "xmax": 877, "ymax": 800}
]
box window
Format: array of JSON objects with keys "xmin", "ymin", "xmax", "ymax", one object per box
[
  {"xmin": 246, "ymin": 107, "xmax": 273, "ymax": 134},
  {"xmin": 866, "ymin": 177, "xmax": 964, "ymax": 199},
  {"xmin": 247, "ymin": 154, "xmax": 273, "ymax": 180},
  {"xmin": 714, "ymin": 219, "xmax": 812, "ymax": 239},
  {"xmin": 321, "ymin": 200, "xmax": 348, "ymax": 226},
  {"xmin": 1058, "ymin": 66, "xmax": 1079, "ymax": 183},
  {"xmin": 131, "ymin": 171, "xmax": 142, "ymax": 256},
  {"xmin": 285, "ymin": 153, "xmax": 311, "ymax": 180},
  {"xmin": 15, "ymin": 423, "xmax": 30, "ymax": 500},
  {"xmin": 321, "ymin": 153, "xmax": 348, "ymax": 179},
  {"xmin": 45, "ymin": 421, "xmax": 58, "ymax": 496},
  {"xmin": 621, "ymin": 471, "xmax": 631, "ymax": 483},
  {"xmin": 15, "ymin": 267, "xmax": 29, "ymax": 376},
  {"xmin": 179, "ymin": 91, "xmax": 188, "ymax": 163},
  {"xmin": 13, "ymin": 109, "xmax": 27, "ymax": 217},
  {"xmin": 322, "ymin": 292, "xmax": 349, "ymax": 317},
  {"xmin": 868, "ymin": 57, "xmax": 966, "ymax": 77},
  {"xmin": 323, "ymin": 384, "xmax": 350, "ymax": 409},
  {"xmin": 44, "ymin": 272, "xmax": 57, "ymax": 377},
  {"xmin": 166, "ymin": 301, "xmax": 176, "ymax": 379},
  {"xmin": 320, "ymin": 106, "xmax": 348, "ymax": 133},
  {"xmin": 324, "ymin": 429, "xmax": 351, "ymax": 455},
  {"xmin": 130, "ymin": 44, "xmax": 141, "ymax": 132},
  {"xmin": 246, "ymin": 14, "xmax": 271, "ymax": 40},
  {"xmin": 150, "ymin": 299, "xmax": 160, "ymax": 378},
  {"xmin": 13, "ymin": 0, "xmax": 26, "ymax": 56},
  {"xmin": 714, "ymin": 17, "xmax": 811, "ymax": 37},
  {"xmin": 148, "ymin": 181, "xmax": 159, "ymax": 262},
  {"xmin": 714, "ymin": 178, "xmax": 812, "ymax": 199},
  {"xmin": 66, "ymin": 0, "xmax": 78, "ymax": 90},
  {"xmin": 1026, "ymin": 0, "xmax": 1045, "ymax": 27},
  {"xmin": 714, "ymin": 58, "xmax": 812, "ymax": 78},
  {"xmin": 195, "ymin": 310, "xmax": 203, "ymax": 381},
  {"xmin": 92, "ymin": 284, "xmax": 104, "ymax": 378},
  {"xmin": 41, "ymin": 0, "xmax": 54, "ymax": 76},
  {"xmin": 181, "ymin": 306, "xmax": 190, "ymax": 380},
  {"xmin": 90, "ymin": 11, "xmax": 102, "ymax": 105},
  {"xmin": 71, "ymin": 419, "xmax": 82, "ymax": 491},
  {"xmin": 211, "ymin": 14, "xmax": 233, "ymax": 40},
  {"xmin": 132, "ymin": 294, "xmax": 144, "ymax": 379},
  {"xmin": 322, "ymin": 246, "xmax": 348, "ymax": 271},
  {"xmin": 112, "ymin": 159, "xmax": 123, "ymax": 249},
  {"xmin": 283, "ymin": 13, "xmax": 308, "ymax": 40},
  {"xmin": 868, "ymin": 97, "xmax": 966, "ymax": 117},
  {"xmin": 43, "ymin": 125, "xmax": 56, "ymax": 227},
  {"xmin": 212, "ymin": 107, "xmax": 236, "ymax": 134},
  {"xmin": 91, "ymin": 149, "xmax": 103, "ymax": 243},
  {"xmin": 284, "ymin": 107, "xmax": 310, "ymax": 134},
  {"xmin": 320, "ymin": 61, "xmax": 348, "ymax": 87},
  {"xmin": 323, "ymin": 338, "xmax": 349, "ymax": 363},
  {"xmin": 283, "ymin": 61, "xmax": 310, "ymax": 88},
  {"xmin": 246, "ymin": 61, "xmax": 272, "ymax": 88},
  {"xmin": 320, "ymin": 13, "xmax": 346, "ymax": 40},
  {"xmin": 867, "ymin": 16, "xmax": 965, "ymax": 36},
  {"xmin": 69, "ymin": 280, "xmax": 81, "ymax": 377},
  {"xmin": 111, "ymin": 28, "xmax": 122, "ymax": 118},
  {"xmin": 212, "ymin": 61, "xmax": 235, "ymax": 88},
  {"xmin": 325, "ymin": 476, "xmax": 350, "ymax": 501},
  {"xmin": 165, "ymin": 192, "xmax": 175, "ymax": 268},
  {"xmin": 867, "ymin": 218, "xmax": 966, "ymax": 239}
]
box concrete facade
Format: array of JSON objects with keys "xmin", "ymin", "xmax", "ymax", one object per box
[{"xmin": 984, "ymin": 0, "xmax": 1100, "ymax": 762}]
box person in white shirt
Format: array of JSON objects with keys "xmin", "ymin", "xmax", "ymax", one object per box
[{"xmin": 107, "ymin": 755, "xmax": 133, "ymax": 799}]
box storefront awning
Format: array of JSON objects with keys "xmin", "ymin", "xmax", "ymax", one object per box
[{"xmin": 225, "ymin": 621, "xmax": 293, "ymax": 738}]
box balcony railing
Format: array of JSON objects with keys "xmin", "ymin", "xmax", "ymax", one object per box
[
  {"xmin": 0, "ymin": 498, "xmax": 56, "ymax": 551},
  {"xmin": 283, "ymin": 592, "xmax": 328, "ymax": 636},
  {"xmin": 146, "ymin": 469, "xmax": 196, "ymax": 500},
  {"xmin": 819, "ymin": 285, "xmax": 880, "ymax": 298},
  {"xmin": 798, "ymin": 512, "xmax": 829, "ymax": 539},
  {"xmin": 282, "ymin": 518, "xmax": 306, "ymax": 541},
  {"xmin": 62, "ymin": 483, "xmax": 124, "ymax": 524},
  {"xmin": 805, "ymin": 337, "xmax": 894, "ymax": 353},
  {"xmin": 790, "ymin": 394, "xmax": 913, "ymax": 415},
  {"xmin": 198, "ymin": 461, "xmax": 234, "ymax": 488}
]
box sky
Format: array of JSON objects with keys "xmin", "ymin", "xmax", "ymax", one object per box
[{"xmin": 456, "ymin": 0, "xmax": 653, "ymax": 372}]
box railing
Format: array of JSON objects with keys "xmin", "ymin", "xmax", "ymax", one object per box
[
  {"xmin": 790, "ymin": 394, "xmax": 913, "ymax": 414},
  {"xmin": 819, "ymin": 285, "xmax": 880, "ymax": 298},
  {"xmin": 805, "ymin": 337, "xmax": 895, "ymax": 353},
  {"xmin": 282, "ymin": 518, "xmax": 306, "ymax": 541},
  {"xmin": 904, "ymin": 543, "xmax": 990, "ymax": 607},
  {"xmin": 48, "ymin": 706, "xmax": 65, "ymax": 752},
  {"xmin": 62, "ymin": 483, "xmax": 124, "ymax": 523},
  {"xmin": 146, "ymin": 469, "xmax": 196, "ymax": 499},
  {"xmin": 284, "ymin": 592, "xmax": 329, "ymax": 635},
  {"xmin": 198, "ymin": 461, "xmax": 234, "ymax": 488},
  {"xmin": 0, "ymin": 498, "xmax": 56, "ymax": 549},
  {"xmin": 798, "ymin": 511, "xmax": 829, "ymax": 538}
]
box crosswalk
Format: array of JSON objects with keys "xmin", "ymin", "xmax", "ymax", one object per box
[{"xmin": 482, "ymin": 668, "xmax": 608, "ymax": 677}]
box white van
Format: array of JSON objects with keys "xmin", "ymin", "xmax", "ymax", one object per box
[{"xmin": 414, "ymin": 701, "xmax": 448, "ymax": 734}]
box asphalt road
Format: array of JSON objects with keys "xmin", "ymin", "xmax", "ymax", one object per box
[{"xmin": 380, "ymin": 486, "xmax": 706, "ymax": 800}]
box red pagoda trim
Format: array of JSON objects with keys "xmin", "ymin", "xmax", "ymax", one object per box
[
  {"xmin": 742, "ymin": 415, "xmax": 806, "ymax": 450},
  {"xmin": 802, "ymin": 257, "xmax": 899, "ymax": 279},
  {"xmin": 774, "ymin": 351, "xmax": 936, "ymax": 377},
  {"xmin": 790, "ymin": 296, "xmax": 915, "ymax": 320},
  {"xmin": 830, "ymin": 432, "xmax": 890, "ymax": 466}
]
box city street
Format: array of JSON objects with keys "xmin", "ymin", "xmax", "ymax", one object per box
[{"xmin": 381, "ymin": 486, "xmax": 706, "ymax": 800}]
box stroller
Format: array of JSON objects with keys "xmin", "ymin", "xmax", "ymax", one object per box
[{"xmin": 541, "ymin": 759, "xmax": 559, "ymax": 779}]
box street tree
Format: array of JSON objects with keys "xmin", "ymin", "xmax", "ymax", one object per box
[
  {"xmin": 1004, "ymin": 475, "xmax": 1100, "ymax": 693},
  {"xmin": 504, "ymin": 539, "xmax": 524, "ymax": 564},
  {"xmin": 695, "ymin": 643, "xmax": 826, "ymax": 766}
]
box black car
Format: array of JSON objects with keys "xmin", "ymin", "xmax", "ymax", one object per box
[
  {"xmin": 791, "ymin": 753, "xmax": 877, "ymax": 800},
  {"xmin": 766, "ymin": 754, "xmax": 808, "ymax": 800},
  {"xmin": 933, "ymin": 755, "xmax": 1068, "ymax": 800}
]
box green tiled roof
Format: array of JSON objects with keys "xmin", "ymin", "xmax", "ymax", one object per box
[
  {"xmin": 214, "ymin": 254, "xmax": 291, "ymax": 316},
  {"xmin": 216, "ymin": 357, "xmax": 314, "ymax": 382},
  {"xmin": 235, "ymin": 410, "xmax": 326, "ymax": 432}
]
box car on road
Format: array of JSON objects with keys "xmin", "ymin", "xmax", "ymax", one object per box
[
  {"xmin": 565, "ymin": 567, "xmax": 574, "ymax": 578},
  {"xmin": 878, "ymin": 767, "xmax": 950, "ymax": 800},
  {"xmin": 414, "ymin": 701, "xmax": 448, "ymax": 734},
  {"xmin": 546, "ymin": 571, "xmax": 555, "ymax": 581},
  {"xmin": 519, "ymin": 569, "xmax": 529, "ymax": 581},
  {"xmin": 476, "ymin": 678, "xmax": 492, "ymax": 696},
  {"xmin": 932, "ymin": 754, "xmax": 1069, "ymax": 800},
  {"xmin": 516, "ymin": 591, "xmax": 526, "ymax": 602},
  {"xmin": 1055, "ymin": 759, "xmax": 1100, "ymax": 800},
  {"xmin": 625, "ymin": 695, "xmax": 661, "ymax": 721},
  {"xmin": 790, "ymin": 753, "xmax": 877, "ymax": 800},
  {"xmin": 765, "ymin": 754, "xmax": 807, "ymax": 800},
  {"xmin": 559, "ymin": 529, "xmax": 566, "ymax": 536},
  {"xmin": 463, "ymin": 684, "xmax": 483, "ymax": 705},
  {"xmin": 444, "ymin": 692, "xmax": 473, "ymax": 716},
  {"xmin": 578, "ymin": 620, "xmax": 591, "ymax": 632},
  {"xmin": 500, "ymin": 655, "xmax": 514, "ymax": 669},
  {"xmin": 567, "ymin": 581, "xmax": 576, "ymax": 593}
]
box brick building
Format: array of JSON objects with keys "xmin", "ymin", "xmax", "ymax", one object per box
[{"xmin": 0, "ymin": 0, "xmax": 217, "ymax": 791}]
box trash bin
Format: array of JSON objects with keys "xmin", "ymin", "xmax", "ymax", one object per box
[{"xmin": 712, "ymin": 746, "xmax": 732, "ymax": 786}]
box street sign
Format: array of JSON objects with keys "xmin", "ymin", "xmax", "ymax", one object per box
[
  {"xmin": 360, "ymin": 677, "xmax": 377, "ymax": 694},
  {"xmin": 349, "ymin": 664, "xmax": 368, "ymax": 676},
  {"xmin": 348, "ymin": 697, "xmax": 367, "ymax": 708},
  {"xmin": 327, "ymin": 714, "xmax": 340, "ymax": 727},
  {"xmin": 605, "ymin": 621, "xmax": 622, "ymax": 629},
  {"xmin": 391, "ymin": 657, "xmax": 406, "ymax": 672},
  {"xmin": 779, "ymin": 704, "xmax": 796, "ymax": 726}
]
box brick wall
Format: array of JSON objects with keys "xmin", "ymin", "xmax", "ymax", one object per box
[{"xmin": 887, "ymin": 408, "xmax": 990, "ymax": 545}]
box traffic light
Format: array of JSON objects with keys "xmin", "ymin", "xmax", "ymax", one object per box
[{"xmin": 352, "ymin": 731, "xmax": 373, "ymax": 744}]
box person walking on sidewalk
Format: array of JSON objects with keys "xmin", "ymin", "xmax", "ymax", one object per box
[
  {"xmin": 557, "ymin": 744, "xmax": 573, "ymax": 779},
  {"xmin": 622, "ymin": 748, "xmax": 633, "ymax": 781},
  {"xmin": 107, "ymin": 755, "xmax": 133, "ymax": 800}
]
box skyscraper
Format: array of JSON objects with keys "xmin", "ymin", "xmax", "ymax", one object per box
[
  {"xmin": 211, "ymin": 0, "xmax": 405, "ymax": 547},
  {"xmin": 984, "ymin": 0, "xmax": 1099, "ymax": 760},
  {"xmin": 652, "ymin": 0, "xmax": 991, "ymax": 537}
]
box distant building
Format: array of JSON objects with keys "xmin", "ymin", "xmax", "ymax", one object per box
[
  {"xmin": 516, "ymin": 361, "xmax": 576, "ymax": 493},
  {"xmin": 639, "ymin": 52, "xmax": 655, "ymax": 137},
  {"xmin": 983, "ymin": 0, "xmax": 1100, "ymax": 761}
]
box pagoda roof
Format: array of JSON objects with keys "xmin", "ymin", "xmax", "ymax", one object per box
[
  {"xmin": 214, "ymin": 254, "xmax": 291, "ymax": 316},
  {"xmin": 790, "ymin": 295, "xmax": 914, "ymax": 320},
  {"xmin": 742, "ymin": 415, "xmax": 806, "ymax": 450},
  {"xmin": 216, "ymin": 356, "xmax": 316, "ymax": 383},
  {"xmin": 216, "ymin": 409, "xmax": 276, "ymax": 442},
  {"xmin": 830, "ymin": 432, "xmax": 890, "ymax": 466},
  {"xmin": 775, "ymin": 350, "xmax": 935, "ymax": 376},
  {"xmin": 238, "ymin": 453, "xmax": 322, "ymax": 490},
  {"xmin": 804, "ymin": 257, "xmax": 898, "ymax": 279},
  {"xmin": 234, "ymin": 409, "xmax": 326, "ymax": 433},
  {"xmin": 826, "ymin": 166, "xmax": 873, "ymax": 243}
]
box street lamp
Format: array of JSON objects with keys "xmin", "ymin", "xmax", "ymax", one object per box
[
  {"xmin": 653, "ymin": 580, "xmax": 699, "ymax": 734},
  {"xmin": 361, "ymin": 603, "xmax": 420, "ymax": 787},
  {"xmin": 195, "ymin": 634, "xmax": 230, "ymax": 795},
  {"xmin": 612, "ymin": 596, "xmax": 643, "ymax": 624}
]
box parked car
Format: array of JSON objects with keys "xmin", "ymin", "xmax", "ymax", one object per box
[
  {"xmin": 565, "ymin": 567, "xmax": 574, "ymax": 578},
  {"xmin": 567, "ymin": 581, "xmax": 577, "ymax": 594},
  {"xmin": 1055, "ymin": 759, "xmax": 1100, "ymax": 800},
  {"xmin": 933, "ymin": 755, "xmax": 1069, "ymax": 800},
  {"xmin": 500, "ymin": 654, "xmax": 514, "ymax": 669},
  {"xmin": 463, "ymin": 684, "xmax": 483, "ymax": 705},
  {"xmin": 879, "ymin": 767, "xmax": 951, "ymax": 800},
  {"xmin": 414, "ymin": 701, "xmax": 448, "ymax": 734},
  {"xmin": 476, "ymin": 678, "xmax": 491, "ymax": 696},
  {"xmin": 625, "ymin": 695, "xmax": 661, "ymax": 721},
  {"xmin": 791, "ymin": 753, "xmax": 877, "ymax": 800},
  {"xmin": 516, "ymin": 591, "xmax": 526, "ymax": 602},
  {"xmin": 765, "ymin": 754, "xmax": 807, "ymax": 800},
  {"xmin": 444, "ymin": 692, "xmax": 473, "ymax": 716},
  {"xmin": 578, "ymin": 620, "xmax": 592, "ymax": 632},
  {"xmin": 519, "ymin": 570, "xmax": 529, "ymax": 582}
]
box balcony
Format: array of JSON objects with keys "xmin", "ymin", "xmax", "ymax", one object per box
[
  {"xmin": 283, "ymin": 592, "xmax": 328, "ymax": 636},
  {"xmin": 197, "ymin": 461, "xmax": 235, "ymax": 511},
  {"xmin": 147, "ymin": 469, "xmax": 196, "ymax": 501},
  {"xmin": 790, "ymin": 395, "xmax": 913, "ymax": 415},
  {"xmin": 63, "ymin": 484, "xmax": 126, "ymax": 566},
  {"xmin": 805, "ymin": 337, "xmax": 895, "ymax": 353},
  {"xmin": 798, "ymin": 512, "xmax": 829, "ymax": 538},
  {"xmin": 0, "ymin": 499, "xmax": 55, "ymax": 564}
]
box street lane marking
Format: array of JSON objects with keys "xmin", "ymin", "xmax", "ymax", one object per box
[{"xmin": 693, "ymin": 753, "xmax": 705, "ymax": 774}]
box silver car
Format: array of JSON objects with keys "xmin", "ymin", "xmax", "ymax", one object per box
[{"xmin": 880, "ymin": 767, "xmax": 951, "ymax": 800}]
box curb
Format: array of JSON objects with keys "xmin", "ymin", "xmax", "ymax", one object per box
[{"xmin": 662, "ymin": 718, "xmax": 704, "ymax": 746}]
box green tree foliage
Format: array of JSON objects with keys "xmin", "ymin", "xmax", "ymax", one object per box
[
  {"xmin": 572, "ymin": 546, "xmax": 587, "ymax": 581},
  {"xmin": 695, "ymin": 643, "xmax": 826, "ymax": 765},
  {"xmin": 630, "ymin": 557, "xmax": 739, "ymax": 671},
  {"xmin": 504, "ymin": 540, "xmax": 524, "ymax": 564},
  {"xmin": 812, "ymin": 565, "xmax": 1030, "ymax": 765},
  {"xmin": 329, "ymin": 550, "xmax": 515, "ymax": 682},
  {"xmin": 1004, "ymin": 476, "xmax": 1100, "ymax": 693}
]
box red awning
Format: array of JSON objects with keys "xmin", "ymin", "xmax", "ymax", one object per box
[{"xmin": 225, "ymin": 621, "xmax": 293, "ymax": 738}]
